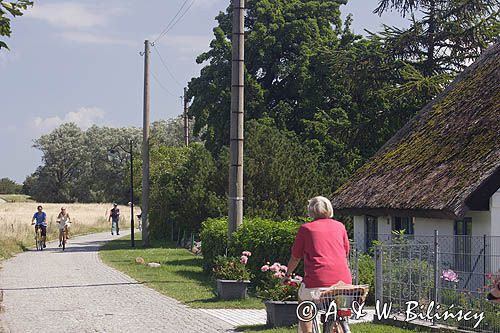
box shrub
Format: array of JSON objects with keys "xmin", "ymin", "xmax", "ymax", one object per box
[
  {"xmin": 357, "ymin": 254, "xmax": 375, "ymax": 305},
  {"xmin": 229, "ymin": 218, "xmax": 301, "ymax": 284},
  {"xmin": 200, "ymin": 217, "xmax": 228, "ymax": 272}
]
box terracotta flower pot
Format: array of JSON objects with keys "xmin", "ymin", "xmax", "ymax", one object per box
[
  {"xmin": 264, "ymin": 300, "xmax": 299, "ymax": 327},
  {"xmin": 216, "ymin": 279, "xmax": 251, "ymax": 300}
]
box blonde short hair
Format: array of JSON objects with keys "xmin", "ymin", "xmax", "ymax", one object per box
[{"xmin": 307, "ymin": 196, "xmax": 333, "ymax": 220}]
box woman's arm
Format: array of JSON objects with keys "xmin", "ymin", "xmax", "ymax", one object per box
[{"xmin": 285, "ymin": 256, "xmax": 301, "ymax": 277}]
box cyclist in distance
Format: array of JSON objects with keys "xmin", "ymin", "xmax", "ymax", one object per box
[
  {"xmin": 283, "ymin": 196, "xmax": 352, "ymax": 333},
  {"xmin": 31, "ymin": 205, "xmax": 47, "ymax": 248},
  {"xmin": 57, "ymin": 206, "xmax": 71, "ymax": 247}
]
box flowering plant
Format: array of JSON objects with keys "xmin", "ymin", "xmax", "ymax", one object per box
[
  {"xmin": 441, "ymin": 269, "xmax": 459, "ymax": 283},
  {"xmin": 212, "ymin": 251, "xmax": 252, "ymax": 281},
  {"xmin": 257, "ymin": 261, "xmax": 303, "ymax": 301}
]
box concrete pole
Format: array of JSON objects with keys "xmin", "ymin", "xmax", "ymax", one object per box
[
  {"xmin": 228, "ymin": 0, "xmax": 245, "ymax": 239},
  {"xmin": 183, "ymin": 87, "xmax": 189, "ymax": 146},
  {"xmin": 142, "ymin": 40, "xmax": 151, "ymax": 247}
]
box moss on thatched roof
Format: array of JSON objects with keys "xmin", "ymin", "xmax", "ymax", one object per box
[{"xmin": 331, "ymin": 42, "xmax": 500, "ymax": 219}]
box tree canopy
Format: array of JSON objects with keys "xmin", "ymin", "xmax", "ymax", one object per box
[{"xmin": 0, "ymin": 0, "xmax": 32, "ymax": 50}]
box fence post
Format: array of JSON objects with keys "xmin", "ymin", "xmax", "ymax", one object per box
[
  {"xmin": 354, "ymin": 247, "xmax": 359, "ymax": 285},
  {"xmin": 483, "ymin": 234, "xmax": 487, "ymax": 288},
  {"xmin": 375, "ymin": 245, "xmax": 383, "ymax": 306},
  {"xmin": 433, "ymin": 230, "xmax": 439, "ymax": 326}
]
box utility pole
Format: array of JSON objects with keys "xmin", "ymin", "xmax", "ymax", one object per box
[
  {"xmin": 141, "ymin": 39, "xmax": 151, "ymax": 247},
  {"xmin": 183, "ymin": 87, "xmax": 189, "ymax": 146},
  {"xmin": 228, "ymin": 0, "xmax": 245, "ymax": 239},
  {"xmin": 130, "ymin": 139, "xmax": 135, "ymax": 247}
]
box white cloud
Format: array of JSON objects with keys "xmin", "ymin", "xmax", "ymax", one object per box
[
  {"xmin": 32, "ymin": 107, "xmax": 105, "ymax": 131},
  {"xmin": 25, "ymin": 2, "xmax": 121, "ymax": 29},
  {"xmin": 59, "ymin": 31, "xmax": 135, "ymax": 47}
]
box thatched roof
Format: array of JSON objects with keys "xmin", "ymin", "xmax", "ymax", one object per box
[{"xmin": 331, "ymin": 42, "xmax": 500, "ymax": 219}]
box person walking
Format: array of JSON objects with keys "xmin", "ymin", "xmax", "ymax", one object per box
[
  {"xmin": 283, "ymin": 196, "xmax": 352, "ymax": 333},
  {"xmin": 108, "ymin": 203, "xmax": 120, "ymax": 235}
]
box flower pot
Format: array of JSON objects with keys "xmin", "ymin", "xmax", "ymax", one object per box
[
  {"xmin": 264, "ymin": 300, "xmax": 299, "ymax": 327},
  {"xmin": 216, "ymin": 279, "xmax": 251, "ymax": 300}
]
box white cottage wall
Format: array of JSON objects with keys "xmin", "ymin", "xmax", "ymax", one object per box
[
  {"xmin": 490, "ymin": 189, "xmax": 500, "ymax": 237},
  {"xmin": 414, "ymin": 217, "xmax": 454, "ymax": 236}
]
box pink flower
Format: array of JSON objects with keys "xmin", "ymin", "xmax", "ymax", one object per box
[
  {"xmin": 441, "ymin": 269, "xmax": 459, "ymax": 283},
  {"xmin": 274, "ymin": 272, "xmax": 285, "ymax": 279},
  {"xmin": 261, "ymin": 265, "xmax": 270, "ymax": 272},
  {"xmin": 280, "ymin": 265, "xmax": 288, "ymax": 272},
  {"xmin": 242, "ymin": 251, "xmax": 252, "ymax": 257},
  {"xmin": 294, "ymin": 275, "xmax": 303, "ymax": 282},
  {"xmin": 240, "ymin": 255, "xmax": 248, "ymax": 265},
  {"xmin": 270, "ymin": 263, "xmax": 281, "ymax": 273}
]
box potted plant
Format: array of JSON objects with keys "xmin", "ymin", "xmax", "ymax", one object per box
[
  {"xmin": 257, "ymin": 262, "xmax": 302, "ymax": 327},
  {"xmin": 213, "ymin": 251, "xmax": 253, "ymax": 300}
]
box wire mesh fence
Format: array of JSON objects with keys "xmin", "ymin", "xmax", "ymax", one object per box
[{"xmin": 374, "ymin": 232, "xmax": 500, "ymax": 332}]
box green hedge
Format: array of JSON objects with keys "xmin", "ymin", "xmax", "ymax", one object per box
[
  {"xmin": 200, "ymin": 217, "xmax": 302, "ymax": 281},
  {"xmin": 230, "ymin": 218, "xmax": 301, "ymax": 283},
  {"xmin": 200, "ymin": 217, "xmax": 228, "ymax": 272}
]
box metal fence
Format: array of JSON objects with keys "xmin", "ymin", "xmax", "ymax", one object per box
[{"xmin": 374, "ymin": 232, "xmax": 500, "ymax": 332}]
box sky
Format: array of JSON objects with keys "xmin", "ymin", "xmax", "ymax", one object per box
[{"xmin": 0, "ymin": 0, "xmax": 409, "ymax": 183}]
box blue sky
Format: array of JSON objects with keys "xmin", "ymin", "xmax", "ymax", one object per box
[{"xmin": 0, "ymin": 0, "xmax": 409, "ymax": 183}]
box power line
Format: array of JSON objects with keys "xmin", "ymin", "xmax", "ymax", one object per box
[
  {"xmin": 153, "ymin": 46, "xmax": 183, "ymax": 87},
  {"xmin": 154, "ymin": 0, "xmax": 193, "ymax": 43},
  {"xmin": 150, "ymin": 70, "xmax": 178, "ymax": 98}
]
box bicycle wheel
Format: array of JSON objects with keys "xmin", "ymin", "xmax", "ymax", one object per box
[{"xmin": 62, "ymin": 232, "xmax": 66, "ymax": 251}]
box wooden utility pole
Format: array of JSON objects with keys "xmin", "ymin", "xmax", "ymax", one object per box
[
  {"xmin": 142, "ymin": 39, "xmax": 151, "ymax": 247},
  {"xmin": 183, "ymin": 87, "xmax": 189, "ymax": 146},
  {"xmin": 228, "ymin": 0, "xmax": 245, "ymax": 238}
]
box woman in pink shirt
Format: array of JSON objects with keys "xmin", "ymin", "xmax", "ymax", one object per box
[{"xmin": 284, "ymin": 196, "xmax": 352, "ymax": 333}]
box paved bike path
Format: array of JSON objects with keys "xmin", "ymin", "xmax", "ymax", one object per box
[{"xmin": 0, "ymin": 231, "xmax": 235, "ymax": 333}]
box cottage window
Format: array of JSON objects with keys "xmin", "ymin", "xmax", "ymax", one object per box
[
  {"xmin": 454, "ymin": 218, "xmax": 472, "ymax": 272},
  {"xmin": 365, "ymin": 215, "xmax": 377, "ymax": 251},
  {"xmin": 392, "ymin": 216, "xmax": 414, "ymax": 234}
]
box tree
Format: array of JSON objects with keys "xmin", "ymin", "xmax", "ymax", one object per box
[
  {"xmin": 0, "ymin": 177, "xmax": 22, "ymax": 194},
  {"xmin": 373, "ymin": 0, "xmax": 499, "ymax": 76},
  {"xmin": 25, "ymin": 123, "xmax": 143, "ymax": 203},
  {"xmin": 188, "ymin": 0, "xmax": 347, "ymax": 154},
  {"xmin": 0, "ymin": 0, "xmax": 33, "ymax": 50},
  {"xmin": 150, "ymin": 117, "xmax": 200, "ymax": 147},
  {"xmin": 244, "ymin": 119, "xmax": 330, "ymax": 219}
]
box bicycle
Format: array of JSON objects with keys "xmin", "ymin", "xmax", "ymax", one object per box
[
  {"xmin": 311, "ymin": 283, "xmax": 369, "ymax": 333},
  {"xmin": 58, "ymin": 222, "xmax": 71, "ymax": 251},
  {"xmin": 34, "ymin": 225, "xmax": 43, "ymax": 251}
]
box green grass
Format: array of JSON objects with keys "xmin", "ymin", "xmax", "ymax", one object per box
[
  {"xmin": 0, "ymin": 194, "xmax": 34, "ymax": 202},
  {"xmin": 99, "ymin": 233, "xmax": 264, "ymax": 309},
  {"xmin": 236, "ymin": 323, "xmax": 426, "ymax": 333}
]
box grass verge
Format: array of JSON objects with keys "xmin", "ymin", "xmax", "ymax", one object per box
[
  {"xmin": 99, "ymin": 233, "xmax": 264, "ymax": 309},
  {"xmin": 0, "ymin": 194, "xmax": 34, "ymax": 203},
  {"xmin": 236, "ymin": 323, "xmax": 427, "ymax": 333}
]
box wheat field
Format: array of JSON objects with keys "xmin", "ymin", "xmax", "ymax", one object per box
[{"xmin": 0, "ymin": 202, "xmax": 135, "ymax": 259}]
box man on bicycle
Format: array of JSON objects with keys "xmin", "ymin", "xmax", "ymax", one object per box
[{"xmin": 31, "ymin": 205, "xmax": 47, "ymax": 248}]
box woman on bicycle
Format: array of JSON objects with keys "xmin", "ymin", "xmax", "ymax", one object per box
[
  {"xmin": 57, "ymin": 206, "xmax": 71, "ymax": 247},
  {"xmin": 284, "ymin": 196, "xmax": 352, "ymax": 333}
]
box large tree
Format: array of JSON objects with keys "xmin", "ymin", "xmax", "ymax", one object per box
[
  {"xmin": 188, "ymin": 0, "xmax": 347, "ymax": 154},
  {"xmin": 0, "ymin": 0, "xmax": 33, "ymax": 50},
  {"xmin": 374, "ymin": 0, "xmax": 499, "ymax": 76}
]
